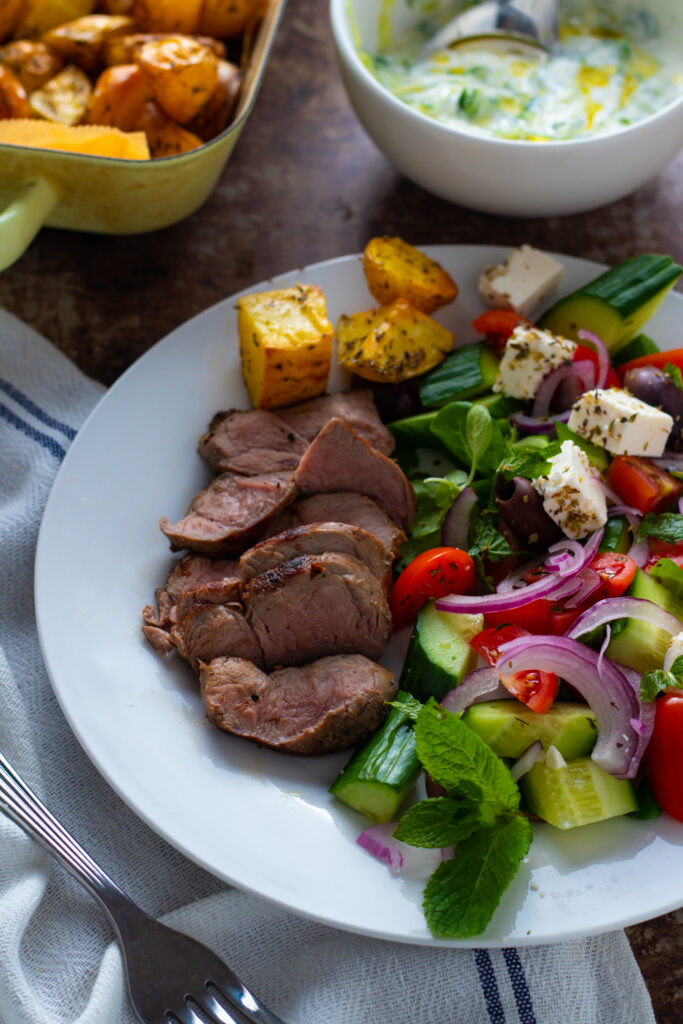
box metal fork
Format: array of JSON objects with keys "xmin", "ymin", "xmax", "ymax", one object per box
[{"xmin": 0, "ymin": 750, "xmax": 289, "ymax": 1024}]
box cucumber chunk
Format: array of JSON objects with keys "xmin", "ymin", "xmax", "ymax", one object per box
[
  {"xmin": 463, "ymin": 700, "xmax": 598, "ymax": 760},
  {"xmin": 399, "ymin": 601, "xmax": 482, "ymax": 701},
  {"xmin": 598, "ymin": 515, "xmax": 630, "ymax": 554},
  {"xmin": 611, "ymin": 332, "xmax": 660, "ymax": 367},
  {"xmin": 539, "ymin": 254, "xmax": 682, "ymax": 353},
  {"xmin": 388, "ymin": 410, "xmax": 439, "ymax": 445},
  {"xmin": 606, "ymin": 567, "xmax": 683, "ymax": 673},
  {"xmin": 419, "ymin": 342, "xmax": 499, "ymax": 408},
  {"xmin": 329, "ymin": 692, "xmax": 421, "ymax": 823},
  {"xmin": 520, "ymin": 757, "xmax": 637, "ymax": 829}
]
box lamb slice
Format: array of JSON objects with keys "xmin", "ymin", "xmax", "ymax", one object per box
[
  {"xmin": 244, "ymin": 552, "xmax": 392, "ymax": 669},
  {"xmin": 278, "ymin": 390, "xmax": 395, "ymax": 455},
  {"xmin": 198, "ymin": 409, "xmax": 308, "ymax": 475},
  {"xmin": 172, "ymin": 601, "xmax": 262, "ymax": 672},
  {"xmin": 239, "ymin": 522, "xmax": 391, "ymax": 588},
  {"xmin": 294, "ymin": 419, "xmax": 416, "ymax": 529},
  {"xmin": 160, "ymin": 471, "xmax": 297, "ymax": 556},
  {"xmin": 142, "ymin": 554, "xmax": 240, "ymax": 630},
  {"xmin": 201, "ymin": 654, "xmax": 396, "ymax": 754},
  {"xmin": 290, "ymin": 492, "xmax": 405, "ymax": 560}
]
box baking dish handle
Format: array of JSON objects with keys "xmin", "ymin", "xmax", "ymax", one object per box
[{"xmin": 0, "ymin": 178, "xmax": 60, "ymax": 272}]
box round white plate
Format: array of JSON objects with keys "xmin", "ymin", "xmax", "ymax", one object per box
[{"xmin": 35, "ymin": 245, "xmax": 683, "ymax": 947}]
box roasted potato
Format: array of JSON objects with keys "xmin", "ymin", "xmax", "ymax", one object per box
[
  {"xmin": 103, "ymin": 30, "xmax": 225, "ymax": 65},
  {"xmin": 135, "ymin": 34, "xmax": 217, "ymax": 123},
  {"xmin": 29, "ymin": 63, "xmax": 92, "ymax": 124},
  {"xmin": 186, "ymin": 57, "xmax": 239, "ymax": 140},
  {"xmin": 88, "ymin": 62, "xmax": 151, "ymax": 129},
  {"xmin": 133, "ymin": 0, "xmax": 202, "ymax": 34},
  {"xmin": 42, "ymin": 14, "xmax": 136, "ymax": 71},
  {"xmin": 198, "ymin": 0, "xmax": 265, "ymax": 39},
  {"xmin": 134, "ymin": 97, "xmax": 202, "ymax": 155},
  {"xmin": 13, "ymin": 0, "xmax": 97, "ymax": 39},
  {"xmin": 237, "ymin": 285, "xmax": 334, "ymax": 410},
  {"xmin": 0, "ymin": 64, "xmax": 31, "ymax": 117},
  {"xmin": 0, "ymin": 40, "xmax": 65, "ymax": 91},
  {"xmin": 336, "ymin": 299, "xmax": 454, "ymax": 383},
  {"xmin": 0, "ymin": 0, "xmax": 24, "ymax": 42},
  {"xmin": 363, "ymin": 237, "xmax": 459, "ymax": 314}
]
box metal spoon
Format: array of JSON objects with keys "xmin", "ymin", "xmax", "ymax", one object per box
[{"xmin": 418, "ymin": 0, "xmax": 560, "ymax": 62}]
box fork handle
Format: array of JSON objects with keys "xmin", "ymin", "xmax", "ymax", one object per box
[{"xmin": 0, "ymin": 750, "xmax": 147, "ymax": 933}]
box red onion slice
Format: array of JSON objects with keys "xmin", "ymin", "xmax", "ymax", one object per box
[
  {"xmin": 578, "ymin": 329, "xmax": 609, "ymax": 388},
  {"xmin": 627, "ymin": 538, "xmax": 649, "ymax": 567},
  {"xmin": 651, "ymin": 454, "xmax": 683, "ymax": 472},
  {"xmin": 357, "ymin": 823, "xmax": 454, "ymax": 877},
  {"xmin": 442, "ymin": 486, "xmax": 477, "ymax": 549},
  {"xmin": 509, "ymin": 412, "xmax": 566, "ymax": 434},
  {"xmin": 510, "ymin": 740, "xmax": 544, "ymax": 782},
  {"xmin": 566, "ymin": 596, "xmax": 683, "ymax": 643},
  {"xmin": 532, "ymin": 360, "xmax": 596, "ymax": 419},
  {"xmin": 496, "ymin": 634, "xmax": 642, "ymax": 778},
  {"xmin": 440, "ymin": 666, "xmax": 506, "ymax": 715},
  {"xmin": 563, "ymin": 567, "xmax": 602, "ymax": 609}
]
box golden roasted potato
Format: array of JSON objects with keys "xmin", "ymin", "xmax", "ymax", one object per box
[
  {"xmin": 363, "ymin": 237, "xmax": 458, "ymax": 314},
  {"xmin": 42, "ymin": 15, "xmax": 136, "ymax": 72},
  {"xmin": 103, "ymin": 30, "xmax": 225, "ymax": 65},
  {"xmin": 134, "ymin": 0, "xmax": 202, "ymax": 34},
  {"xmin": 29, "ymin": 63, "xmax": 92, "ymax": 124},
  {"xmin": 135, "ymin": 34, "xmax": 217, "ymax": 123},
  {"xmin": 88, "ymin": 62, "xmax": 151, "ymax": 129},
  {"xmin": 0, "ymin": 64, "xmax": 31, "ymax": 117},
  {"xmin": 186, "ymin": 58, "xmax": 239, "ymax": 141},
  {"xmin": 237, "ymin": 285, "xmax": 333, "ymax": 410},
  {"xmin": 134, "ymin": 97, "xmax": 202, "ymax": 155},
  {"xmin": 198, "ymin": 0, "xmax": 265, "ymax": 39},
  {"xmin": 14, "ymin": 0, "xmax": 97, "ymax": 39},
  {"xmin": 336, "ymin": 299, "xmax": 454, "ymax": 383},
  {"xmin": 0, "ymin": 40, "xmax": 64, "ymax": 91},
  {"xmin": 0, "ymin": 0, "xmax": 24, "ymax": 42}
]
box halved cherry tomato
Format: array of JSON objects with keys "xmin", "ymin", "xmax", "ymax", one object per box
[
  {"xmin": 643, "ymin": 693, "xmax": 683, "ymax": 822},
  {"xmin": 471, "ymin": 309, "xmax": 532, "ymax": 355},
  {"xmin": 589, "ymin": 553, "xmax": 637, "ymax": 597},
  {"xmin": 389, "ymin": 547, "xmax": 475, "ymax": 631},
  {"xmin": 608, "ymin": 455, "xmax": 683, "ymax": 515},
  {"xmin": 616, "ymin": 347, "xmax": 683, "ymax": 381},
  {"xmin": 471, "ymin": 623, "xmax": 559, "ymax": 713},
  {"xmin": 572, "ymin": 344, "xmax": 620, "ymax": 388}
]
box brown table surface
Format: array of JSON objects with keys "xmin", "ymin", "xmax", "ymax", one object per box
[{"xmin": 1, "ymin": 0, "xmax": 682, "ymax": 1018}]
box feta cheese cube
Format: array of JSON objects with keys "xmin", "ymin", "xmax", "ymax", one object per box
[
  {"xmin": 664, "ymin": 631, "xmax": 683, "ymax": 673},
  {"xmin": 533, "ymin": 440, "xmax": 608, "ymax": 539},
  {"xmin": 493, "ymin": 324, "xmax": 576, "ymax": 400},
  {"xmin": 567, "ymin": 388, "xmax": 673, "ymax": 457},
  {"xmin": 478, "ymin": 245, "xmax": 564, "ymax": 318}
]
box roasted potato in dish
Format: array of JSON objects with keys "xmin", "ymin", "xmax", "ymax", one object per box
[
  {"xmin": 135, "ymin": 34, "xmax": 217, "ymax": 123},
  {"xmin": 13, "ymin": 0, "xmax": 97, "ymax": 39},
  {"xmin": 363, "ymin": 236, "xmax": 458, "ymax": 314},
  {"xmin": 29, "ymin": 63, "xmax": 92, "ymax": 124},
  {"xmin": 88, "ymin": 62, "xmax": 151, "ymax": 129},
  {"xmin": 134, "ymin": 97, "xmax": 202, "ymax": 155},
  {"xmin": 187, "ymin": 57, "xmax": 240, "ymax": 141},
  {"xmin": 199, "ymin": 0, "xmax": 265, "ymax": 39},
  {"xmin": 336, "ymin": 298, "xmax": 454, "ymax": 383},
  {"xmin": 238, "ymin": 285, "xmax": 334, "ymax": 410},
  {"xmin": 0, "ymin": 64, "xmax": 31, "ymax": 117},
  {"xmin": 103, "ymin": 31, "xmax": 225, "ymax": 64},
  {"xmin": 42, "ymin": 14, "xmax": 136, "ymax": 71},
  {"xmin": 133, "ymin": 0, "xmax": 202, "ymax": 34},
  {"xmin": 0, "ymin": 0, "xmax": 24, "ymax": 41},
  {"xmin": 0, "ymin": 40, "xmax": 65, "ymax": 91}
]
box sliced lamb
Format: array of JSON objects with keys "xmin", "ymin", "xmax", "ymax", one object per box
[
  {"xmin": 239, "ymin": 522, "xmax": 391, "ymax": 589},
  {"xmin": 244, "ymin": 552, "xmax": 392, "ymax": 669},
  {"xmin": 142, "ymin": 553, "xmax": 240, "ymax": 631},
  {"xmin": 289, "ymin": 492, "xmax": 405, "ymax": 559},
  {"xmin": 160, "ymin": 471, "xmax": 298, "ymax": 556},
  {"xmin": 294, "ymin": 419, "xmax": 416, "ymax": 529},
  {"xmin": 201, "ymin": 654, "xmax": 396, "ymax": 754},
  {"xmin": 278, "ymin": 390, "xmax": 395, "ymax": 455},
  {"xmin": 198, "ymin": 409, "xmax": 308, "ymax": 475},
  {"xmin": 171, "ymin": 600, "xmax": 262, "ymax": 672}
]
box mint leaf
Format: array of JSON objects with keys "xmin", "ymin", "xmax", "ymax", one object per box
[
  {"xmin": 468, "ymin": 507, "xmax": 516, "ymax": 564},
  {"xmin": 640, "ymin": 655, "xmax": 683, "ymax": 701},
  {"xmin": 409, "ymin": 472, "xmax": 465, "ymax": 539},
  {"xmin": 423, "ymin": 816, "xmax": 532, "ymax": 938},
  {"xmin": 465, "ymin": 404, "xmax": 494, "ymax": 485},
  {"xmin": 665, "ymin": 362, "xmax": 683, "ymax": 390},
  {"xmin": 497, "ymin": 440, "xmax": 563, "ymax": 481},
  {"xmin": 387, "ymin": 694, "xmax": 423, "ymax": 721},
  {"xmin": 431, "ymin": 401, "xmax": 511, "ymax": 478},
  {"xmin": 394, "ymin": 797, "xmax": 481, "ymax": 848},
  {"xmin": 414, "ymin": 701, "xmax": 520, "ymax": 819},
  {"xmin": 637, "ymin": 513, "xmax": 683, "ymax": 544}
]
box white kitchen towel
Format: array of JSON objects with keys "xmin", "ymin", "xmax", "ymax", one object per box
[{"xmin": 0, "ymin": 308, "xmax": 657, "ymax": 1024}]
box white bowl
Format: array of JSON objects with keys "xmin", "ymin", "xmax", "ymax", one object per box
[{"xmin": 330, "ymin": 0, "xmax": 683, "ymax": 216}]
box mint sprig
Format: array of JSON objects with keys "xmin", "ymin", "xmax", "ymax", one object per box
[{"xmin": 641, "ymin": 654, "xmax": 683, "ymax": 701}]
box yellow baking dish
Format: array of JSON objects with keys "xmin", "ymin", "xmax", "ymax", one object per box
[{"xmin": 0, "ymin": 0, "xmax": 286, "ymax": 272}]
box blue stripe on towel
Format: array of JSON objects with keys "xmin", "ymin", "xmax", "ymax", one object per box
[
  {"xmin": 503, "ymin": 948, "xmax": 537, "ymax": 1023},
  {"xmin": 0, "ymin": 402, "xmax": 66, "ymax": 461},
  {"xmin": 0, "ymin": 377, "xmax": 77, "ymax": 440},
  {"xmin": 474, "ymin": 950, "xmax": 507, "ymax": 1023}
]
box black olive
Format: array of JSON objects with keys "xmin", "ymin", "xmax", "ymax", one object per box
[
  {"xmin": 350, "ymin": 375, "xmax": 421, "ymax": 422},
  {"xmin": 494, "ymin": 475, "xmax": 563, "ymax": 550},
  {"xmin": 623, "ymin": 366, "xmax": 683, "ymax": 450}
]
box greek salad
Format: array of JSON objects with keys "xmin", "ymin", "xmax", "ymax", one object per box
[{"xmin": 329, "ymin": 243, "xmax": 683, "ymax": 939}]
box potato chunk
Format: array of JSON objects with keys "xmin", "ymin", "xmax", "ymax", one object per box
[
  {"xmin": 237, "ymin": 285, "xmax": 333, "ymax": 410},
  {"xmin": 0, "ymin": 0, "xmax": 24, "ymax": 42},
  {"xmin": 363, "ymin": 236, "xmax": 458, "ymax": 314},
  {"xmin": 13, "ymin": 0, "xmax": 97, "ymax": 39},
  {"xmin": 0, "ymin": 40, "xmax": 64, "ymax": 92},
  {"xmin": 135, "ymin": 34, "xmax": 217, "ymax": 123},
  {"xmin": 0, "ymin": 65, "xmax": 31, "ymax": 118},
  {"xmin": 134, "ymin": 98, "xmax": 202, "ymax": 155},
  {"xmin": 104, "ymin": 31, "xmax": 225, "ymax": 65},
  {"xmin": 198, "ymin": 0, "xmax": 265, "ymax": 39},
  {"xmin": 133, "ymin": 0, "xmax": 203, "ymax": 34},
  {"xmin": 336, "ymin": 299, "xmax": 454, "ymax": 383},
  {"xmin": 88, "ymin": 63, "xmax": 151, "ymax": 130},
  {"xmin": 29, "ymin": 64, "xmax": 92, "ymax": 124},
  {"xmin": 42, "ymin": 15, "xmax": 136, "ymax": 72},
  {"xmin": 186, "ymin": 58, "xmax": 240, "ymax": 140}
]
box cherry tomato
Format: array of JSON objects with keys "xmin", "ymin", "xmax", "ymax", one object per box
[
  {"xmin": 643, "ymin": 693, "xmax": 683, "ymax": 822},
  {"xmin": 643, "ymin": 539, "xmax": 683, "ymax": 573},
  {"xmin": 389, "ymin": 547, "xmax": 475, "ymax": 631},
  {"xmin": 589, "ymin": 553, "xmax": 637, "ymax": 598},
  {"xmin": 616, "ymin": 347, "xmax": 683, "ymax": 380},
  {"xmin": 572, "ymin": 344, "xmax": 620, "ymax": 388},
  {"xmin": 608, "ymin": 455, "xmax": 683, "ymax": 515},
  {"xmin": 471, "ymin": 309, "xmax": 532, "ymax": 355},
  {"xmin": 471, "ymin": 623, "xmax": 559, "ymax": 713}
]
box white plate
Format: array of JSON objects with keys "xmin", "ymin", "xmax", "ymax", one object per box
[{"xmin": 35, "ymin": 245, "xmax": 683, "ymax": 947}]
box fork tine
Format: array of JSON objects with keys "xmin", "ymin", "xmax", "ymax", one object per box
[
  {"xmin": 201, "ymin": 988, "xmax": 260, "ymax": 1024},
  {"xmin": 206, "ymin": 982, "xmax": 288, "ymax": 1024}
]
